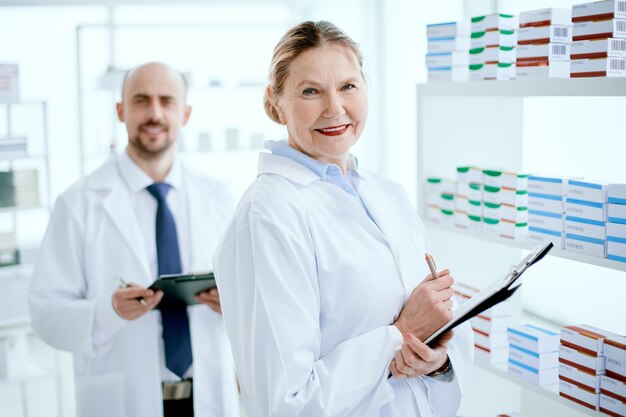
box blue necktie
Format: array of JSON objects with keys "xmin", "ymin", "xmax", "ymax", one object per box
[{"xmin": 147, "ymin": 182, "xmax": 192, "ymax": 378}]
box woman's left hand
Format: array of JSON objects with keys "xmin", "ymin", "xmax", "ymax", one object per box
[{"xmin": 390, "ymin": 330, "xmax": 454, "ymax": 379}]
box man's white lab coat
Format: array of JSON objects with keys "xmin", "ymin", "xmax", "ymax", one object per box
[{"xmin": 29, "ymin": 155, "xmax": 240, "ymax": 417}]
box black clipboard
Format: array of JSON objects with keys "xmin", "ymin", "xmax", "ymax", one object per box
[
  {"xmin": 148, "ymin": 271, "xmax": 216, "ymax": 307},
  {"xmin": 424, "ymin": 242, "xmax": 553, "ymax": 345}
]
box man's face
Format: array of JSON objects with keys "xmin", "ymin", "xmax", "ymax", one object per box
[{"xmin": 116, "ymin": 64, "xmax": 191, "ymax": 159}]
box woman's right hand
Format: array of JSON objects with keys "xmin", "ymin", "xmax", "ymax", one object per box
[{"xmin": 393, "ymin": 269, "xmax": 454, "ymax": 342}]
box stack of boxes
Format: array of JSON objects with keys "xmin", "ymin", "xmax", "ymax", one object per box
[
  {"xmin": 469, "ymin": 13, "xmax": 518, "ymax": 80},
  {"xmin": 565, "ymin": 180, "xmax": 608, "ymax": 258},
  {"xmin": 528, "ymin": 176, "xmax": 569, "ymax": 249},
  {"xmin": 425, "ymin": 177, "xmax": 456, "ymax": 224},
  {"xmin": 559, "ymin": 324, "xmax": 621, "ymax": 411},
  {"xmin": 455, "ymin": 282, "xmax": 513, "ymax": 364},
  {"xmin": 426, "ymin": 21, "xmax": 471, "ymax": 82},
  {"xmin": 607, "ymin": 184, "xmax": 626, "ymax": 263},
  {"xmin": 0, "ymin": 232, "xmax": 18, "ymax": 267},
  {"xmin": 0, "ymin": 169, "xmax": 40, "ymax": 208},
  {"xmin": 600, "ymin": 336, "xmax": 626, "ymax": 416},
  {"xmin": 455, "ymin": 166, "xmax": 484, "ymax": 231},
  {"xmin": 571, "ymin": 0, "xmax": 626, "ymax": 77},
  {"xmin": 481, "ymin": 169, "xmax": 529, "ymax": 240},
  {"xmin": 507, "ymin": 324, "xmax": 560, "ymax": 387},
  {"xmin": 516, "ymin": 8, "xmax": 572, "ymax": 79}
]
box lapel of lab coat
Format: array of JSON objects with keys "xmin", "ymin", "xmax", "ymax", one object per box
[
  {"xmin": 258, "ymin": 152, "xmax": 414, "ymax": 295},
  {"xmin": 358, "ymin": 176, "xmax": 415, "ymax": 296},
  {"xmin": 87, "ymin": 156, "xmax": 152, "ymax": 285}
]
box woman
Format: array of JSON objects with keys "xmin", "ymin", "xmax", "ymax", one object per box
[{"xmin": 214, "ymin": 21, "xmax": 473, "ymax": 417}]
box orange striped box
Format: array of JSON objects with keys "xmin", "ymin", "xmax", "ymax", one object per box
[
  {"xmin": 560, "ymin": 324, "xmax": 621, "ymax": 356},
  {"xmin": 560, "ymin": 379, "xmax": 599, "ymax": 410},
  {"xmin": 559, "ymin": 344, "xmax": 606, "ymax": 374},
  {"xmin": 600, "ymin": 392, "xmax": 626, "ymax": 417},
  {"xmin": 605, "ymin": 336, "xmax": 626, "ymax": 378}
]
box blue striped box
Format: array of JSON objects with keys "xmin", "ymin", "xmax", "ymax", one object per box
[
  {"xmin": 507, "ymin": 324, "xmax": 560, "ymax": 353},
  {"xmin": 565, "ymin": 235, "xmax": 606, "ymax": 257},
  {"xmin": 567, "ymin": 180, "xmax": 609, "ymax": 204},
  {"xmin": 608, "ymin": 184, "xmax": 626, "ymax": 205},
  {"xmin": 508, "ymin": 358, "xmax": 559, "ymax": 386},
  {"xmin": 565, "ymin": 217, "xmax": 606, "ymax": 240},
  {"xmin": 509, "ymin": 343, "xmax": 559, "ymax": 369},
  {"xmin": 608, "ymin": 203, "xmax": 626, "ymax": 224},
  {"xmin": 528, "ymin": 175, "xmax": 572, "ymax": 196},
  {"xmin": 529, "ymin": 192, "xmax": 565, "ymax": 214},
  {"xmin": 565, "ymin": 198, "xmax": 607, "ymax": 222}
]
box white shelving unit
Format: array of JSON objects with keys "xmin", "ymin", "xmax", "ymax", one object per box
[{"xmin": 416, "ymin": 78, "xmax": 626, "ymax": 417}]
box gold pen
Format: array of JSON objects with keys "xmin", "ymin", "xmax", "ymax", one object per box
[
  {"xmin": 115, "ymin": 276, "xmax": 149, "ymax": 306},
  {"xmin": 424, "ymin": 253, "xmax": 438, "ymax": 279}
]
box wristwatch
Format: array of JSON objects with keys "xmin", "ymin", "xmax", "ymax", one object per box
[{"xmin": 426, "ymin": 357, "xmax": 451, "ymax": 377}]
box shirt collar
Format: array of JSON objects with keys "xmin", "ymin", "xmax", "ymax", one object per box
[
  {"xmin": 265, "ymin": 140, "xmax": 361, "ymax": 181},
  {"xmin": 118, "ymin": 148, "xmax": 183, "ymax": 193}
]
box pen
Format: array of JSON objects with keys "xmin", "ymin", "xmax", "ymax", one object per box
[
  {"xmin": 425, "ymin": 253, "xmax": 438, "ymax": 279},
  {"xmin": 115, "ymin": 276, "xmax": 149, "ymax": 306}
]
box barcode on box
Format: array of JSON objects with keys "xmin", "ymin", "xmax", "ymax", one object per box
[
  {"xmin": 553, "ymin": 26, "xmax": 568, "ymax": 37},
  {"xmin": 552, "ymin": 44, "xmax": 567, "ymax": 56},
  {"xmin": 612, "ymin": 39, "xmax": 626, "ymax": 51},
  {"xmin": 619, "ymin": 1, "xmax": 626, "ymax": 13},
  {"xmin": 610, "ymin": 58, "xmax": 625, "ymax": 70},
  {"xmin": 617, "ymin": 20, "xmax": 626, "ymax": 32}
]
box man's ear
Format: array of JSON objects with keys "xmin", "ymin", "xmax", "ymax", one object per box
[
  {"xmin": 183, "ymin": 105, "xmax": 192, "ymax": 126},
  {"xmin": 116, "ymin": 102, "xmax": 124, "ymax": 122}
]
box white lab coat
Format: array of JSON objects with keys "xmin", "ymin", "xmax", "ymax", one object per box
[
  {"xmin": 214, "ymin": 152, "xmax": 474, "ymax": 417},
  {"xmin": 29, "ymin": 155, "xmax": 241, "ymax": 417}
]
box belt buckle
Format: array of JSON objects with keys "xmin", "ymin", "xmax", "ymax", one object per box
[{"xmin": 162, "ymin": 379, "xmax": 192, "ymax": 400}]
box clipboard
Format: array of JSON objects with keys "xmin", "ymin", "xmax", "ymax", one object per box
[
  {"xmin": 424, "ymin": 242, "xmax": 553, "ymax": 345},
  {"xmin": 148, "ymin": 271, "xmax": 216, "ymax": 307}
]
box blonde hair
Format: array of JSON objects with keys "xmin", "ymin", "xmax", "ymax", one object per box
[{"xmin": 264, "ymin": 20, "xmax": 364, "ymax": 124}]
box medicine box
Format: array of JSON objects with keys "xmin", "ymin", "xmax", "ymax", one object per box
[
  {"xmin": 571, "ymin": 38, "xmax": 626, "ymax": 59},
  {"xmin": 559, "ymin": 362, "xmax": 602, "ymax": 392},
  {"xmin": 528, "ymin": 176, "xmax": 570, "ymax": 196},
  {"xmin": 565, "ymin": 199, "xmax": 607, "ymax": 222},
  {"xmin": 428, "ymin": 67, "xmax": 470, "ymax": 82},
  {"xmin": 520, "ymin": 8, "xmax": 572, "ymax": 27},
  {"xmin": 605, "ymin": 336, "xmax": 626, "ymax": 377},
  {"xmin": 426, "ymin": 51, "xmax": 470, "ymax": 68},
  {"xmin": 517, "ymin": 43, "xmax": 570, "ymax": 62},
  {"xmin": 456, "ymin": 166, "xmax": 484, "ymax": 184},
  {"xmin": 572, "ymin": 0, "xmax": 626, "ymax": 22},
  {"xmin": 501, "ymin": 189, "xmax": 529, "ymax": 207},
  {"xmin": 529, "ymin": 211, "xmax": 565, "ymax": 231},
  {"xmin": 507, "ymin": 324, "xmax": 560, "ymax": 353},
  {"xmin": 529, "ymin": 193, "xmax": 565, "ymax": 214},
  {"xmin": 509, "ymin": 359, "xmax": 559, "ymax": 385},
  {"xmin": 468, "ymin": 200, "xmax": 482, "ymax": 217},
  {"xmin": 560, "ymin": 380, "xmax": 599, "ymax": 411},
  {"xmin": 573, "ymin": 19, "xmax": 626, "ymax": 42},
  {"xmin": 439, "ymin": 193, "xmax": 455, "ymax": 211},
  {"xmin": 570, "ymin": 57, "xmax": 626, "ymax": 77},
  {"xmin": 469, "ymin": 62, "xmax": 516, "ymax": 80},
  {"xmin": 608, "ymin": 240, "xmax": 626, "ymax": 262},
  {"xmin": 516, "ymin": 61, "xmax": 572, "ymax": 79},
  {"xmin": 565, "ymin": 217, "xmax": 606, "ymax": 240},
  {"xmin": 483, "ymin": 217, "xmax": 500, "ymax": 234},
  {"xmin": 475, "ymin": 329, "xmax": 509, "ymax": 349},
  {"xmin": 529, "ymin": 228, "xmax": 565, "ymax": 249},
  {"xmin": 455, "ymin": 195, "xmax": 470, "ymax": 212},
  {"xmin": 483, "ymin": 186, "xmax": 502, "ymax": 204},
  {"xmin": 567, "ymin": 180, "xmax": 609, "ymax": 203},
  {"xmin": 471, "ymin": 30, "xmax": 518, "ymax": 49},
  {"xmin": 427, "ymin": 21, "xmax": 471, "ymax": 38},
  {"xmin": 600, "ymin": 393, "xmax": 626, "ymax": 417},
  {"xmin": 474, "ymin": 344, "xmax": 508, "ymax": 364},
  {"xmin": 561, "ymin": 324, "xmax": 621, "ymax": 356},
  {"xmin": 501, "ymin": 205, "xmax": 529, "ymax": 223},
  {"xmin": 468, "ymin": 214, "xmax": 482, "ymax": 232},
  {"xmin": 565, "ymin": 236, "xmax": 606, "ymax": 257},
  {"xmin": 471, "ymin": 13, "xmax": 519, "ymax": 32},
  {"xmin": 518, "ymin": 25, "xmax": 572, "ymax": 44},
  {"xmin": 609, "ymin": 203, "xmax": 626, "ymax": 223},
  {"xmin": 607, "ymin": 221, "xmax": 626, "ymax": 238},
  {"xmin": 483, "ymin": 202, "xmax": 501, "ymax": 220},
  {"xmin": 471, "ymin": 314, "xmax": 511, "ymax": 334},
  {"xmin": 454, "ymin": 210, "xmax": 469, "ymax": 228},
  {"xmin": 510, "ymin": 343, "xmax": 559, "ymax": 370},
  {"xmin": 483, "ymin": 169, "xmax": 529, "ymax": 190},
  {"xmin": 427, "ymin": 36, "xmax": 471, "ymax": 53},
  {"xmin": 469, "ymin": 46, "xmax": 516, "ymax": 64},
  {"xmin": 608, "ymin": 183, "xmax": 626, "ymax": 204},
  {"xmin": 499, "ymin": 219, "xmax": 529, "ymax": 239},
  {"xmin": 559, "ymin": 344, "xmax": 607, "ymax": 375},
  {"xmin": 601, "ymin": 374, "xmax": 626, "ymax": 400}
]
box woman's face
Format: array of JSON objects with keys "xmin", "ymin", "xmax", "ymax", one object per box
[{"xmin": 276, "ymin": 44, "xmax": 368, "ymax": 167}]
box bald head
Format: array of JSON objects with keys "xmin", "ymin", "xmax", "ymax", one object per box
[{"xmin": 121, "ymin": 62, "xmax": 188, "ymax": 104}]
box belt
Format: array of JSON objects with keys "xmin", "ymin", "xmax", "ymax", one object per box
[{"xmin": 163, "ymin": 378, "xmax": 193, "ymax": 400}]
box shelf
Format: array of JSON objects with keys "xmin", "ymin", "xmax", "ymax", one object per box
[
  {"xmin": 475, "ymin": 361, "xmax": 604, "ymax": 417},
  {"xmin": 425, "ymin": 220, "xmax": 626, "ymax": 272},
  {"xmin": 0, "ymin": 204, "xmax": 47, "ymax": 214},
  {"xmin": 417, "ymin": 78, "xmax": 626, "ymax": 97},
  {"xmin": 0, "ymin": 152, "xmax": 46, "ymax": 161}
]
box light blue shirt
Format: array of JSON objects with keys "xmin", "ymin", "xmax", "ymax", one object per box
[{"xmin": 266, "ymin": 140, "xmax": 377, "ymax": 224}]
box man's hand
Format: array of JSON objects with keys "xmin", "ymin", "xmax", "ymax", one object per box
[
  {"xmin": 393, "ymin": 269, "xmax": 454, "ymax": 341},
  {"xmin": 196, "ymin": 288, "xmax": 222, "ymax": 314},
  {"xmin": 112, "ymin": 284, "xmax": 163, "ymax": 320}
]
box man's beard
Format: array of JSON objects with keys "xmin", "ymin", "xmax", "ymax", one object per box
[{"xmin": 129, "ymin": 123, "xmax": 175, "ymax": 158}]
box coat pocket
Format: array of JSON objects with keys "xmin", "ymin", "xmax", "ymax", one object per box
[{"xmin": 76, "ymin": 372, "xmax": 125, "ymax": 417}]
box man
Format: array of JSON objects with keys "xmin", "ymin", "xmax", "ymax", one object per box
[{"xmin": 29, "ymin": 62, "xmax": 240, "ymax": 417}]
